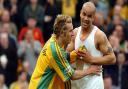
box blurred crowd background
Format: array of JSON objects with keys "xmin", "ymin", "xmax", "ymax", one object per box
[{"xmin": 0, "ymin": 0, "xmax": 127, "ymax": 89}]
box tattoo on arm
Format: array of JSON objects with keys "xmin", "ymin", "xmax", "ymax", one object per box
[
  {"xmin": 103, "ymin": 34, "xmax": 113, "ymax": 53},
  {"xmin": 107, "ymin": 47, "xmax": 113, "ymax": 53}
]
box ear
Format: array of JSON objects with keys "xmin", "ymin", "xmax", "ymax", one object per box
[
  {"xmin": 61, "ymin": 30, "xmax": 67, "ymax": 37},
  {"xmin": 80, "ymin": 10, "xmax": 82, "ymax": 17},
  {"xmin": 92, "ymin": 15, "xmax": 95, "ymax": 22},
  {"xmin": 59, "ymin": 30, "xmax": 64, "ymax": 37}
]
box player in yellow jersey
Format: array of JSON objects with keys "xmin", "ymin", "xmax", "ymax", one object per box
[{"xmin": 28, "ymin": 15, "xmax": 101, "ymax": 89}]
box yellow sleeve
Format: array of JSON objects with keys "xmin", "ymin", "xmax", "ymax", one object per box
[
  {"xmin": 50, "ymin": 42, "xmax": 75, "ymax": 82},
  {"xmin": 70, "ymin": 50, "xmax": 77, "ymax": 63}
]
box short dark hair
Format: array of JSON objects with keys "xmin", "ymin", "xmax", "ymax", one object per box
[{"xmin": 53, "ymin": 15, "xmax": 72, "ymax": 36}]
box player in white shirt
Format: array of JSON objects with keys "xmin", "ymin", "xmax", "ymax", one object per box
[{"xmin": 67, "ymin": 2, "xmax": 116, "ymax": 89}]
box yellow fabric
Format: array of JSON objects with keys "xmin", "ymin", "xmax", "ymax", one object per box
[
  {"xmin": 29, "ymin": 35, "xmax": 74, "ymax": 89},
  {"xmin": 62, "ymin": 0, "xmax": 77, "ymax": 18},
  {"xmin": 10, "ymin": 82, "xmax": 28, "ymax": 89},
  {"xmin": 121, "ymin": 5, "xmax": 128, "ymax": 20},
  {"xmin": 70, "ymin": 50, "xmax": 77, "ymax": 63}
]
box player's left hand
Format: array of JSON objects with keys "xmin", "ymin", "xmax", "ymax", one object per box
[{"xmin": 76, "ymin": 50, "xmax": 93, "ymax": 63}]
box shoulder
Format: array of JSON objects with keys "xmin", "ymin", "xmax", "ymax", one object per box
[
  {"xmin": 95, "ymin": 28, "xmax": 107, "ymax": 42},
  {"xmin": 73, "ymin": 26, "xmax": 81, "ymax": 37},
  {"xmin": 94, "ymin": 26, "xmax": 104, "ymax": 36},
  {"xmin": 35, "ymin": 27, "xmax": 42, "ymax": 32},
  {"xmin": 10, "ymin": 82, "xmax": 18, "ymax": 89},
  {"xmin": 96, "ymin": 29, "xmax": 105, "ymax": 37},
  {"xmin": 20, "ymin": 27, "xmax": 28, "ymax": 32}
]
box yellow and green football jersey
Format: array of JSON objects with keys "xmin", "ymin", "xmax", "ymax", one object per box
[{"xmin": 29, "ymin": 34, "xmax": 75, "ymax": 89}]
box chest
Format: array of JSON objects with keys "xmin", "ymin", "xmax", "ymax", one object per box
[{"xmin": 75, "ymin": 29, "xmax": 100, "ymax": 56}]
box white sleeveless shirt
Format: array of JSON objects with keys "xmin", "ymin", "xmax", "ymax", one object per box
[{"xmin": 73, "ymin": 26, "xmax": 104, "ymax": 89}]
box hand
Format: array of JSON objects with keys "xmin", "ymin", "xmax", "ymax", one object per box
[
  {"xmin": 76, "ymin": 50, "xmax": 93, "ymax": 63},
  {"xmin": 85, "ymin": 65, "xmax": 102, "ymax": 76},
  {"xmin": 44, "ymin": 16, "xmax": 52, "ymax": 22}
]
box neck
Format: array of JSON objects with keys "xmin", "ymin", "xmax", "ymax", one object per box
[
  {"xmin": 54, "ymin": 34, "xmax": 65, "ymax": 48},
  {"xmin": 11, "ymin": 2, "xmax": 17, "ymax": 5},
  {"xmin": 0, "ymin": 83, "xmax": 4, "ymax": 87},
  {"xmin": 81, "ymin": 25, "xmax": 93, "ymax": 34},
  {"xmin": 28, "ymin": 26, "xmax": 34, "ymax": 29},
  {"xmin": 31, "ymin": 4, "xmax": 37, "ymax": 9},
  {"xmin": 57, "ymin": 37, "xmax": 64, "ymax": 48}
]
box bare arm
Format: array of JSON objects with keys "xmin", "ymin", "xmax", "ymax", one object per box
[
  {"xmin": 77, "ymin": 30, "xmax": 116, "ymax": 65},
  {"xmin": 91, "ymin": 31, "xmax": 116, "ymax": 64},
  {"xmin": 71, "ymin": 65, "xmax": 101, "ymax": 80}
]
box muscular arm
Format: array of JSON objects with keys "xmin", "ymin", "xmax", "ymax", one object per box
[
  {"xmin": 90, "ymin": 30, "xmax": 116, "ymax": 65},
  {"xmin": 77, "ymin": 30, "xmax": 116, "ymax": 65},
  {"xmin": 71, "ymin": 65, "xmax": 101, "ymax": 80}
]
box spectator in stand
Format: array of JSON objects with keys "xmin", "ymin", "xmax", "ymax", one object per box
[
  {"xmin": 0, "ymin": 23, "xmax": 17, "ymax": 43},
  {"xmin": 103, "ymin": 74, "xmax": 113, "ymax": 89},
  {"xmin": 104, "ymin": 52, "xmax": 128, "ymax": 89},
  {"xmin": 23, "ymin": 0, "xmax": 44, "ymax": 28},
  {"xmin": 18, "ymin": 30, "xmax": 42, "ymax": 75},
  {"xmin": 18, "ymin": 17, "xmax": 44, "ymax": 45},
  {"xmin": 5, "ymin": 0, "xmax": 20, "ymax": 29},
  {"xmin": 43, "ymin": 0, "xmax": 59, "ymax": 42},
  {"xmin": 112, "ymin": 24, "xmax": 127, "ymax": 53},
  {"xmin": 9, "ymin": 71, "xmax": 28, "ymax": 89},
  {"xmin": 107, "ymin": 15, "xmax": 125, "ymax": 37},
  {"xmin": 113, "ymin": 5, "xmax": 122, "ymax": 18},
  {"xmin": 90, "ymin": 0, "xmax": 109, "ymax": 20},
  {"xmin": 109, "ymin": 34, "xmax": 120, "ymax": 52},
  {"xmin": 93, "ymin": 11, "xmax": 106, "ymax": 33},
  {"xmin": 107, "ymin": 4, "xmax": 127, "ymax": 37},
  {"xmin": 62, "ymin": 0, "xmax": 77, "ymax": 25},
  {"xmin": 0, "ymin": 32, "xmax": 18, "ymax": 86},
  {"xmin": 0, "ymin": 9, "xmax": 18, "ymax": 37},
  {"xmin": 116, "ymin": 0, "xmax": 128, "ymax": 20},
  {"xmin": 22, "ymin": 61, "xmax": 31, "ymax": 82},
  {"xmin": 16, "ymin": 0, "xmax": 29, "ymax": 28}
]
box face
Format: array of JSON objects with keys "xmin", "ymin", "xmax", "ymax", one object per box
[
  {"xmin": 104, "ymin": 77, "xmax": 112, "ymax": 89},
  {"xmin": 117, "ymin": 53, "xmax": 125, "ymax": 65},
  {"xmin": 2, "ymin": 23, "xmax": 10, "ymax": 34},
  {"xmin": 23, "ymin": 61, "xmax": 30, "ymax": 72},
  {"xmin": 19, "ymin": 72, "xmax": 27, "ymax": 82},
  {"xmin": 1, "ymin": 10, "xmax": 10, "ymax": 22},
  {"xmin": 114, "ymin": 5, "xmax": 122, "ymax": 15},
  {"xmin": 113, "ymin": 15, "xmax": 121, "ymax": 25},
  {"xmin": 0, "ymin": 33, "xmax": 9, "ymax": 49},
  {"xmin": 116, "ymin": 0, "xmax": 124, "ymax": 6},
  {"xmin": 25, "ymin": 30, "xmax": 33, "ymax": 42},
  {"xmin": 115, "ymin": 25, "xmax": 123, "ymax": 37},
  {"xmin": 80, "ymin": 5, "xmax": 95, "ymax": 29},
  {"xmin": 0, "ymin": 74, "xmax": 5, "ymax": 84},
  {"xmin": 62, "ymin": 23, "xmax": 74, "ymax": 45},
  {"xmin": 27, "ymin": 18, "xmax": 37, "ymax": 28},
  {"xmin": 0, "ymin": 0, "xmax": 4, "ymax": 3},
  {"xmin": 30, "ymin": 0, "xmax": 38, "ymax": 4},
  {"xmin": 11, "ymin": 0, "xmax": 17, "ymax": 3}
]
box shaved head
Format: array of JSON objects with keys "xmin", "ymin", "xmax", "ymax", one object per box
[
  {"xmin": 80, "ymin": 2, "xmax": 96, "ymax": 29},
  {"xmin": 82, "ymin": 2, "xmax": 96, "ymax": 14}
]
